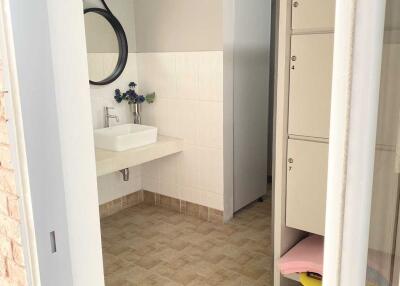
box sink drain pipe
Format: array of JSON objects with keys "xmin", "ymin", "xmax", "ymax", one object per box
[{"xmin": 120, "ymin": 168, "xmax": 129, "ymax": 181}]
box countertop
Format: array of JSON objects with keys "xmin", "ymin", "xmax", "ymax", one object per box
[{"xmin": 95, "ymin": 136, "xmax": 184, "ymax": 177}]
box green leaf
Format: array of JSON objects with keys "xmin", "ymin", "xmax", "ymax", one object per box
[{"xmin": 145, "ymin": 92, "xmax": 156, "ymax": 104}]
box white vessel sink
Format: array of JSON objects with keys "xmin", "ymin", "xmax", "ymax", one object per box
[{"xmin": 94, "ymin": 124, "xmax": 158, "ymax": 151}]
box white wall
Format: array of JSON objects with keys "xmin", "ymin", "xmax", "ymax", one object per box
[
  {"xmin": 89, "ymin": 54, "xmax": 138, "ymax": 129},
  {"xmin": 85, "ymin": 0, "xmax": 143, "ymax": 205},
  {"xmin": 84, "ymin": 0, "xmax": 137, "ymax": 53},
  {"xmin": 87, "ymin": 0, "xmax": 270, "ymax": 214},
  {"xmin": 9, "ymin": 1, "xmax": 74, "ymax": 284},
  {"xmin": 87, "ymin": 1, "xmax": 225, "ymax": 210},
  {"xmin": 133, "ymin": 0, "xmax": 223, "ymax": 52},
  {"xmin": 89, "ymin": 53, "xmax": 143, "ymax": 204},
  {"xmin": 8, "ymin": 0, "xmax": 104, "ymax": 285},
  {"xmin": 138, "ymin": 52, "xmax": 224, "ymax": 210},
  {"xmin": 131, "ymin": 1, "xmax": 224, "ymax": 210},
  {"xmin": 90, "ymin": 52, "xmax": 224, "ymax": 210},
  {"xmin": 223, "ymin": 0, "xmax": 235, "ymax": 220}
]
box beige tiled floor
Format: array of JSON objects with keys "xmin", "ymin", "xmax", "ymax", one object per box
[{"xmin": 101, "ymin": 193, "xmax": 272, "ymax": 286}]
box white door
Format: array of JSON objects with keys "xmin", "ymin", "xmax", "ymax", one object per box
[{"xmin": 233, "ymin": 0, "xmax": 271, "ymax": 212}]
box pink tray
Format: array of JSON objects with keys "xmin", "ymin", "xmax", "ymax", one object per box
[{"xmin": 279, "ymin": 235, "xmax": 324, "ymax": 276}]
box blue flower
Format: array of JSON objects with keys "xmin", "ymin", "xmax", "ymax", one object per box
[
  {"xmin": 129, "ymin": 82, "xmax": 137, "ymax": 89},
  {"xmin": 125, "ymin": 89, "xmax": 138, "ymax": 101},
  {"xmin": 114, "ymin": 96, "xmax": 122, "ymax": 103},
  {"xmin": 114, "ymin": 82, "xmax": 156, "ymax": 105},
  {"xmin": 114, "ymin": 89, "xmax": 123, "ymax": 103}
]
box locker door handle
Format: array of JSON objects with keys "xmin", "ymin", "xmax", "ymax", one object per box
[
  {"xmin": 288, "ymin": 158, "xmax": 294, "ymax": 171},
  {"xmin": 291, "ymin": 56, "xmax": 296, "ymax": 70}
]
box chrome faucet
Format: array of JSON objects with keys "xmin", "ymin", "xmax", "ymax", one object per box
[{"xmin": 104, "ymin": 106, "xmax": 119, "ymax": 128}]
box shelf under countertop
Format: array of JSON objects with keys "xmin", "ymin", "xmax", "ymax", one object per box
[{"xmin": 95, "ymin": 135, "xmax": 184, "ymax": 177}]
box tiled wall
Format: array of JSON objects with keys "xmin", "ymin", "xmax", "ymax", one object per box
[
  {"xmin": 89, "ymin": 51, "xmax": 224, "ymax": 211},
  {"xmin": 138, "ymin": 52, "xmax": 224, "ymax": 211},
  {"xmin": 88, "ymin": 53, "xmax": 142, "ymax": 204},
  {"xmin": 88, "ymin": 53, "xmax": 138, "ymax": 129}
]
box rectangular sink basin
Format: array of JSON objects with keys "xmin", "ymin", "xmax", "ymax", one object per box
[{"xmin": 94, "ymin": 124, "xmax": 158, "ymax": 151}]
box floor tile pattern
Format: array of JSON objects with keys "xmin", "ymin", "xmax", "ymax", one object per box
[{"xmin": 101, "ymin": 195, "xmax": 272, "ymax": 286}]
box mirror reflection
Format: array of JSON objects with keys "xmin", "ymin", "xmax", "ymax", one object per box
[
  {"xmin": 83, "ymin": 1, "xmax": 129, "ymax": 85},
  {"xmin": 84, "ymin": 12, "xmax": 119, "ymax": 83}
]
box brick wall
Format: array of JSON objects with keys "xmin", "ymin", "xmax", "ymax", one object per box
[{"xmin": 0, "ymin": 62, "xmax": 27, "ymax": 285}]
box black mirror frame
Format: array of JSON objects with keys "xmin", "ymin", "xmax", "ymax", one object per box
[{"xmin": 84, "ymin": 7, "xmax": 128, "ymax": 86}]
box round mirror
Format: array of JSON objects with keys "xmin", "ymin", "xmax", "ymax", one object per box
[{"xmin": 84, "ymin": 8, "xmax": 128, "ymax": 85}]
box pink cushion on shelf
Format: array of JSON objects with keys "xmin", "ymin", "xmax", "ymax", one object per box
[{"xmin": 279, "ymin": 235, "xmax": 324, "ymax": 276}]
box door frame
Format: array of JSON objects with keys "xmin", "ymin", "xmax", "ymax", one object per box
[
  {"xmin": 3, "ymin": 0, "xmax": 105, "ymax": 284},
  {"xmin": 323, "ymin": 0, "xmax": 387, "ymax": 285},
  {"xmin": 0, "ymin": 1, "xmax": 40, "ymax": 284}
]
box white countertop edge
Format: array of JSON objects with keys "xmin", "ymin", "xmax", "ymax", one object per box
[{"xmin": 95, "ymin": 136, "xmax": 184, "ymax": 177}]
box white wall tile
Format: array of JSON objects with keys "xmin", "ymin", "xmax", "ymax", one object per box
[
  {"xmin": 196, "ymin": 101, "xmax": 223, "ymax": 148},
  {"xmin": 177, "ymin": 146, "xmax": 200, "ymax": 189},
  {"xmin": 159, "ymin": 154, "xmax": 179, "ymax": 187},
  {"xmin": 180, "ymin": 186, "xmax": 203, "ymax": 205},
  {"xmin": 198, "ymin": 147, "xmax": 223, "ymax": 195},
  {"xmin": 198, "ymin": 51, "xmax": 223, "ymax": 102},
  {"xmin": 92, "ymin": 51, "xmax": 224, "ymax": 210},
  {"xmin": 140, "ymin": 99, "xmax": 160, "ymax": 127},
  {"xmin": 158, "ymin": 182, "xmax": 180, "ymax": 199},
  {"xmin": 176, "ymin": 99, "xmax": 199, "ymax": 145},
  {"xmin": 137, "ymin": 53, "xmax": 177, "ymax": 99},
  {"xmin": 138, "ymin": 51, "xmax": 224, "ymax": 210},
  {"xmin": 155, "ymin": 99, "xmax": 180, "ymax": 137},
  {"xmin": 89, "ymin": 52, "xmax": 139, "ymax": 129},
  {"xmin": 175, "ymin": 53, "xmax": 200, "ymax": 100},
  {"xmin": 142, "ymin": 156, "xmax": 180, "ymax": 199},
  {"xmin": 97, "ymin": 167, "xmax": 142, "ymax": 205},
  {"xmin": 142, "ymin": 174, "xmax": 160, "ymax": 195},
  {"xmin": 203, "ymin": 191, "xmax": 223, "ymax": 210},
  {"xmin": 89, "ymin": 53, "xmax": 142, "ymax": 205},
  {"xmin": 141, "ymin": 160, "xmax": 160, "ymax": 180}
]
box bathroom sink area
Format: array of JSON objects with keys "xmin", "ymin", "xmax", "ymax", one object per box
[
  {"xmin": 95, "ymin": 135, "xmax": 184, "ymax": 177},
  {"xmin": 94, "ymin": 124, "xmax": 158, "ymax": 151},
  {"xmin": 94, "ymin": 124, "xmax": 183, "ymax": 177}
]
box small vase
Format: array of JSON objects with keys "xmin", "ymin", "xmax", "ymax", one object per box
[{"xmin": 130, "ymin": 103, "xmax": 141, "ymax": 124}]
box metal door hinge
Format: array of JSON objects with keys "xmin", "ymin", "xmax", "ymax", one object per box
[{"xmin": 50, "ymin": 231, "xmax": 57, "ymax": 253}]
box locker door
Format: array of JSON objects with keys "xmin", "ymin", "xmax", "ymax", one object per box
[
  {"xmin": 286, "ymin": 139, "xmax": 328, "ymax": 235},
  {"xmin": 288, "ymin": 33, "xmax": 334, "ymax": 139},
  {"xmin": 291, "ymin": 0, "xmax": 336, "ymax": 31}
]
